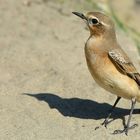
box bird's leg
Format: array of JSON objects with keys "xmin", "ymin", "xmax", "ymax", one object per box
[
  {"xmin": 113, "ymin": 98, "xmax": 138, "ymax": 135},
  {"xmin": 102, "ymin": 96, "xmax": 121, "ymax": 128}
]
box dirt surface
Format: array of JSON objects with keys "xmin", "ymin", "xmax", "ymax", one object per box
[{"xmin": 0, "ymin": 0, "xmax": 140, "ymax": 139}]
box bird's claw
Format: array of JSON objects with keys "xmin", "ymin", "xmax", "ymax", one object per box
[
  {"xmin": 113, "ymin": 124, "xmax": 138, "ymax": 135},
  {"xmin": 113, "ymin": 128, "xmax": 128, "ymax": 135},
  {"xmin": 101, "ymin": 119, "xmax": 110, "ymax": 128}
]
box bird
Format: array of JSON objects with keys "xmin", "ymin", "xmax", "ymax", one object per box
[{"xmin": 72, "ymin": 11, "xmax": 140, "ymax": 135}]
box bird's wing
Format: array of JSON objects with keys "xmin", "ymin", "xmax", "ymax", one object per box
[{"xmin": 108, "ymin": 48, "xmax": 140, "ymax": 86}]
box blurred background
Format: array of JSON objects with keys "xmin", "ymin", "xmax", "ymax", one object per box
[{"xmin": 0, "ymin": 0, "xmax": 140, "ymax": 139}]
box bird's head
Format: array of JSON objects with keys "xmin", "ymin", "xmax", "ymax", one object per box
[{"xmin": 72, "ymin": 11, "xmax": 116, "ymax": 38}]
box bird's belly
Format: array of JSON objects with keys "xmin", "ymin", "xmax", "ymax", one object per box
[{"xmin": 86, "ymin": 54, "xmax": 140, "ymax": 100}]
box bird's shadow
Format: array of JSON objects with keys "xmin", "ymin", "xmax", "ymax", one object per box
[{"xmin": 24, "ymin": 93, "xmax": 140, "ymax": 121}]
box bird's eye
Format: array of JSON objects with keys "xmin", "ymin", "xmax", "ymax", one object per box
[{"xmin": 91, "ymin": 18, "xmax": 99, "ymax": 24}]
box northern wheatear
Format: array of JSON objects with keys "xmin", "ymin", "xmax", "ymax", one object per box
[{"xmin": 72, "ymin": 11, "xmax": 140, "ymax": 135}]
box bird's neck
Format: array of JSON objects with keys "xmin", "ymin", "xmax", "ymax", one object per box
[
  {"xmin": 86, "ymin": 32, "xmax": 117, "ymax": 53},
  {"xmin": 90, "ymin": 28, "xmax": 117, "ymax": 42},
  {"xmin": 90, "ymin": 30, "xmax": 117, "ymax": 45}
]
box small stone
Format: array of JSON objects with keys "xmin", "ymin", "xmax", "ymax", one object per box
[{"xmin": 23, "ymin": 0, "xmax": 32, "ymax": 6}]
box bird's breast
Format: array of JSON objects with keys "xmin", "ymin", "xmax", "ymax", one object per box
[{"xmin": 85, "ymin": 45, "xmax": 110, "ymax": 85}]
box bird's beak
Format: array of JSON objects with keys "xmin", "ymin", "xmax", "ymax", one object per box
[{"xmin": 72, "ymin": 12, "xmax": 87, "ymax": 21}]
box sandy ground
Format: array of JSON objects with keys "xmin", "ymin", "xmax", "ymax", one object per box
[{"xmin": 0, "ymin": 0, "xmax": 140, "ymax": 139}]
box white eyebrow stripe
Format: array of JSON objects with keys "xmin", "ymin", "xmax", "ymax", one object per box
[
  {"xmin": 89, "ymin": 16, "xmax": 98, "ymax": 20},
  {"xmin": 101, "ymin": 21, "xmax": 110, "ymax": 27}
]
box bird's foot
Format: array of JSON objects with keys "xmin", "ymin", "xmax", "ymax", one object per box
[
  {"xmin": 95, "ymin": 119, "xmax": 110, "ymax": 130},
  {"xmin": 113, "ymin": 124, "xmax": 138, "ymax": 135},
  {"xmin": 101, "ymin": 118, "xmax": 111, "ymax": 128}
]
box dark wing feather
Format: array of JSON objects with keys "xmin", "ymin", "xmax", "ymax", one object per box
[{"xmin": 108, "ymin": 49, "xmax": 140, "ymax": 86}]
